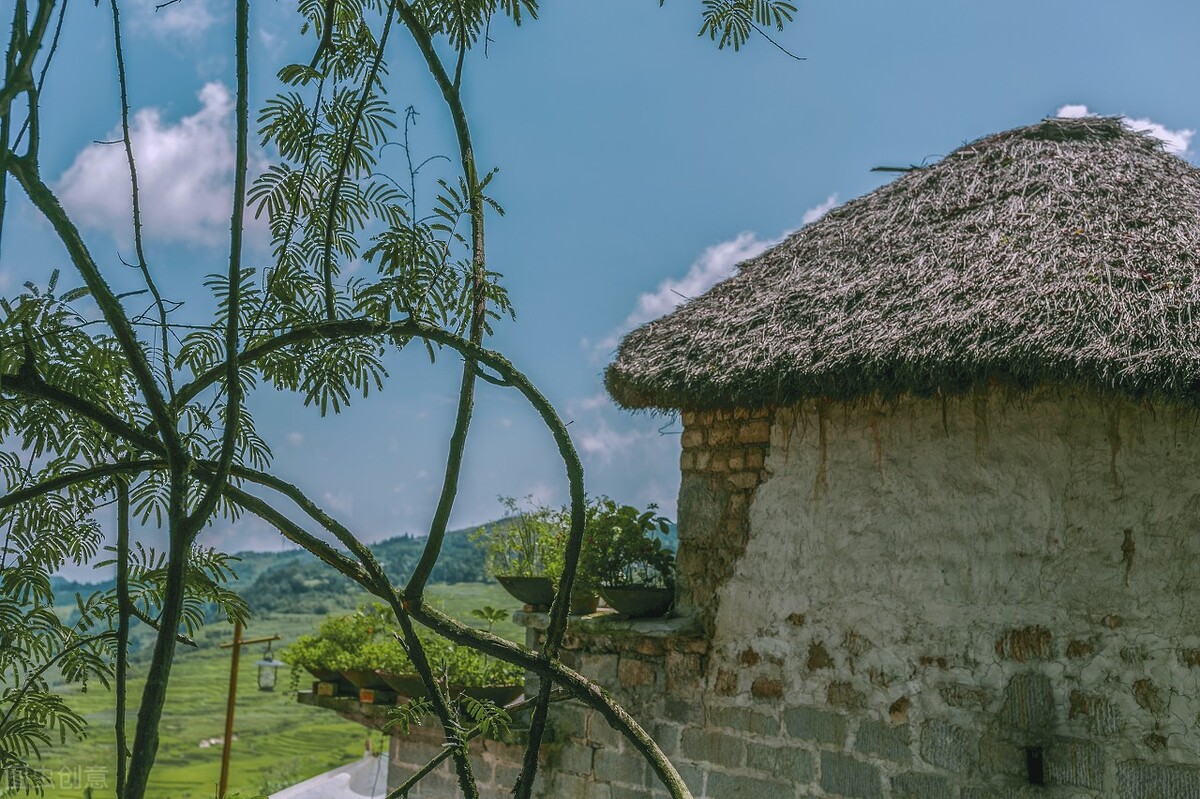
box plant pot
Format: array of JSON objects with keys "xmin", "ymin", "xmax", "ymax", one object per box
[
  {"xmin": 340, "ymin": 668, "xmax": 391, "ymax": 691},
  {"xmin": 306, "ymin": 666, "xmax": 356, "ymax": 695},
  {"xmin": 452, "ymin": 683, "xmax": 524, "ymax": 706},
  {"xmin": 496, "ymin": 575, "xmax": 555, "ymax": 607},
  {"xmin": 570, "ymin": 591, "xmax": 600, "ymax": 615},
  {"xmin": 599, "ymin": 585, "xmax": 674, "ymax": 618},
  {"xmin": 378, "ymin": 671, "xmax": 429, "ymax": 698}
]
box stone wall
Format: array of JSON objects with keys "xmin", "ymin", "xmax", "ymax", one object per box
[
  {"xmin": 381, "ymin": 389, "xmax": 1200, "ymax": 797},
  {"xmin": 705, "ymin": 389, "xmax": 1200, "ymax": 797},
  {"xmin": 677, "ymin": 408, "xmax": 774, "ymax": 631}
]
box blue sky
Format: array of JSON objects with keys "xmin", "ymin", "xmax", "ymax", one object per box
[{"xmin": 4, "ymin": 0, "xmax": 1200, "ymax": 565}]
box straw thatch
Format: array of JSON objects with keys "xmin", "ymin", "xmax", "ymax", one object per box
[{"xmin": 606, "ymin": 117, "xmax": 1200, "ymax": 411}]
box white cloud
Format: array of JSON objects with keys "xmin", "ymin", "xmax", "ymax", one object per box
[
  {"xmin": 801, "ymin": 193, "xmax": 839, "ymax": 225},
  {"xmin": 131, "ymin": 0, "xmax": 217, "ymax": 40},
  {"xmin": 1055, "ymin": 103, "xmax": 1194, "ymax": 155},
  {"xmin": 1055, "ymin": 104, "xmax": 1091, "ymax": 120},
  {"xmin": 0, "ymin": 270, "xmax": 10, "ymax": 292},
  {"xmin": 576, "ymin": 419, "xmax": 643, "ymax": 466},
  {"xmin": 624, "ymin": 231, "xmax": 779, "ymax": 330},
  {"xmin": 321, "ymin": 490, "xmax": 354, "ymax": 516},
  {"xmin": 286, "ymin": 431, "xmax": 304, "ymax": 447},
  {"xmin": 578, "ymin": 394, "xmax": 610, "ymax": 412},
  {"xmin": 57, "ymin": 82, "xmax": 259, "ymax": 248}
]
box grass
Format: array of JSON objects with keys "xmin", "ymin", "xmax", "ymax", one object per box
[{"xmin": 32, "ymin": 582, "xmax": 521, "ymax": 799}]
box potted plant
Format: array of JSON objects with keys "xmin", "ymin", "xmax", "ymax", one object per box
[
  {"xmin": 278, "ymin": 633, "xmax": 356, "ymax": 695},
  {"xmin": 589, "ymin": 499, "xmax": 676, "ymax": 618},
  {"xmin": 472, "ymin": 496, "xmax": 560, "ymax": 607},
  {"xmin": 444, "ymin": 608, "xmax": 524, "ymax": 705},
  {"xmin": 280, "ymin": 604, "xmax": 392, "ymax": 694}
]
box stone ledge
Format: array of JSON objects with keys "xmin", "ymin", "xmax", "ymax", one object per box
[
  {"xmin": 297, "ymin": 690, "xmax": 393, "ymax": 731},
  {"xmin": 513, "ymin": 610, "xmax": 703, "ymax": 639},
  {"xmin": 297, "ymin": 690, "xmax": 532, "ymax": 744}
]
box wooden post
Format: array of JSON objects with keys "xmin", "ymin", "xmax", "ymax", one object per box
[
  {"xmin": 217, "ymin": 627, "xmax": 281, "ymax": 797},
  {"xmin": 218, "ymin": 618, "xmax": 243, "ymax": 798}
]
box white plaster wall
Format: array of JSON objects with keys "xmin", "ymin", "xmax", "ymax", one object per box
[{"xmin": 713, "ymin": 390, "xmax": 1200, "ymax": 761}]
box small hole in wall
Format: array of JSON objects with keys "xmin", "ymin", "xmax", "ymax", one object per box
[{"xmin": 1025, "ymin": 746, "xmax": 1045, "ymax": 786}]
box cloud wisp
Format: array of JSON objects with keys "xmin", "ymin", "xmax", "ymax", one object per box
[
  {"xmin": 57, "ymin": 82, "xmax": 262, "ymax": 249},
  {"xmin": 130, "ymin": 0, "xmax": 218, "ymax": 41},
  {"xmin": 1055, "ymin": 103, "xmax": 1194, "ymax": 156},
  {"xmin": 588, "ymin": 192, "xmax": 838, "ymax": 361}
]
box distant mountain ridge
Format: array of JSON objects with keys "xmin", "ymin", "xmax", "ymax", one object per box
[
  {"xmin": 49, "ymin": 517, "xmax": 678, "ymax": 616},
  {"xmin": 49, "ymin": 521, "xmax": 497, "ymax": 607}
]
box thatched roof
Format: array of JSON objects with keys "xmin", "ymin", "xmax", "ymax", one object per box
[{"xmin": 606, "ymin": 117, "xmax": 1200, "ymax": 411}]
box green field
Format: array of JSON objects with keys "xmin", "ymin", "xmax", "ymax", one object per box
[{"xmin": 32, "ymin": 582, "xmax": 522, "ymax": 799}]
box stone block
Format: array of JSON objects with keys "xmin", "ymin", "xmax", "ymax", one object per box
[
  {"xmin": 827, "ymin": 680, "xmax": 867, "ymax": 709},
  {"xmin": 806, "ymin": 640, "xmax": 834, "ymax": 670},
  {"xmin": 671, "ymin": 761, "xmax": 706, "ymax": 796},
  {"xmin": 679, "ymin": 727, "xmax": 745, "ymax": 768},
  {"xmin": 1043, "ymin": 739, "xmax": 1104, "ymax": 790},
  {"xmin": 706, "ymin": 771, "xmax": 793, "ymax": 799},
  {"xmin": 856, "ymin": 718, "xmax": 912, "ymax": 763},
  {"xmin": 994, "ymin": 626, "xmax": 1053, "ymax": 662},
  {"xmin": 594, "ymin": 748, "xmax": 648, "ymax": 787},
  {"xmin": 819, "ymin": 751, "xmax": 883, "ymax": 799},
  {"xmin": 547, "ymin": 704, "xmax": 590, "ymax": 742},
  {"xmin": 920, "ymin": 719, "xmax": 978, "ymax": 774},
  {"xmin": 707, "ymin": 704, "xmax": 780, "ymax": 737},
  {"xmin": 738, "ymin": 419, "xmax": 771, "ymax": 443},
  {"xmin": 745, "ymin": 741, "xmax": 815, "ymax": 784},
  {"xmin": 588, "ymin": 715, "xmax": 624, "ymax": 749},
  {"xmin": 784, "ymin": 705, "xmax": 846, "ymax": 745},
  {"xmin": 650, "ymin": 721, "xmax": 681, "ymax": 758},
  {"xmin": 618, "ymin": 657, "xmax": 656, "ymax": 689},
  {"xmin": 940, "ymin": 682, "xmax": 990, "ymax": 710},
  {"xmin": 1068, "ymin": 689, "xmax": 1120, "ymax": 736},
  {"xmin": 1117, "ymin": 760, "xmax": 1200, "ymax": 799},
  {"xmin": 609, "ymin": 787, "xmax": 653, "ymax": 799},
  {"xmin": 552, "ymin": 742, "xmax": 596, "ymax": 775},
  {"xmin": 714, "ymin": 668, "xmax": 740, "ymax": 696},
  {"xmin": 665, "ymin": 652, "xmax": 703, "ymax": 696},
  {"xmin": 752, "ymin": 677, "xmax": 784, "ymax": 699},
  {"xmin": 891, "ymin": 772, "xmax": 953, "ymax": 799},
  {"xmin": 663, "ymin": 696, "xmax": 704, "ymax": 726},
  {"xmin": 978, "ymin": 732, "xmax": 1023, "ymax": 778},
  {"xmin": 998, "ymin": 672, "xmax": 1056, "ymax": 733},
  {"xmin": 1133, "ymin": 679, "xmax": 1168, "ymax": 716},
  {"xmin": 551, "ymin": 772, "xmax": 591, "ymax": 797},
  {"xmin": 581, "ymin": 653, "xmax": 620, "ymax": 687}
]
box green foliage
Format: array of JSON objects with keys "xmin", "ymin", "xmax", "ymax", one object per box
[
  {"xmin": 470, "ymin": 496, "xmax": 560, "ymax": 579},
  {"xmin": 385, "ymin": 696, "xmax": 434, "ymax": 736},
  {"xmin": 1, "ymin": 0, "xmax": 793, "ymax": 792},
  {"xmin": 585, "ymin": 499, "xmax": 675, "ymax": 589},
  {"xmin": 461, "ymin": 695, "xmax": 511, "ymax": 738},
  {"xmin": 284, "ymin": 604, "xmax": 520, "ymax": 688},
  {"xmin": 442, "ymin": 641, "xmax": 523, "ymax": 688},
  {"xmin": 697, "ymin": 0, "xmax": 797, "ymax": 51}
]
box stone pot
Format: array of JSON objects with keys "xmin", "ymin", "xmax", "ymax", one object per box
[
  {"xmin": 340, "ymin": 668, "xmax": 391, "ymax": 691},
  {"xmin": 599, "ymin": 585, "xmax": 674, "ymax": 618},
  {"xmin": 496, "ymin": 575, "xmax": 555, "ymax": 607},
  {"xmin": 452, "ymin": 683, "xmax": 524, "ymax": 706},
  {"xmin": 305, "ymin": 666, "xmax": 356, "ymax": 695},
  {"xmin": 378, "ymin": 671, "xmax": 428, "ymax": 698}
]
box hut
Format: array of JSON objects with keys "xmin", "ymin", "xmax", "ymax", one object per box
[
  {"xmin": 305, "ymin": 117, "xmax": 1200, "ymax": 798},
  {"xmin": 594, "ymin": 116, "xmax": 1200, "ymax": 797}
]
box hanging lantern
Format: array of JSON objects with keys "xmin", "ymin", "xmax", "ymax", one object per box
[{"xmin": 255, "ymin": 643, "xmax": 287, "ymax": 692}]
